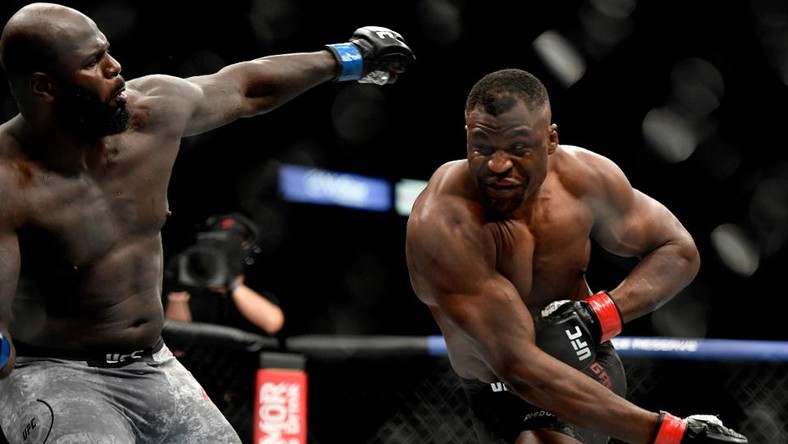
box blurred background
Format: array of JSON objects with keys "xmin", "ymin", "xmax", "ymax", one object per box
[{"xmin": 2, "ymin": 0, "xmax": 787, "ymax": 342}]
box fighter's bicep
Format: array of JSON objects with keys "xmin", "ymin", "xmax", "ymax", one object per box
[
  {"xmin": 407, "ymin": 214, "xmax": 494, "ymax": 301},
  {"xmin": 408, "ymin": 219, "xmax": 534, "ymax": 346},
  {"xmin": 128, "ymin": 75, "xmax": 232, "ymax": 137},
  {"xmin": 182, "ymin": 77, "xmax": 246, "ymax": 136},
  {"xmin": 594, "ymin": 189, "xmax": 681, "ymax": 257},
  {"xmin": 432, "ymin": 252, "xmax": 539, "ymax": 372}
]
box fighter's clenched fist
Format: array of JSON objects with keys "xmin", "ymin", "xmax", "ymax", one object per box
[{"xmin": 326, "ymin": 26, "xmax": 415, "ymax": 85}]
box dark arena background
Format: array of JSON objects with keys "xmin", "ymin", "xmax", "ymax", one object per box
[{"xmin": 2, "ymin": 0, "xmax": 787, "ymax": 443}]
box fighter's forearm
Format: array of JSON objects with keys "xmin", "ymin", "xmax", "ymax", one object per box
[
  {"xmin": 502, "ymin": 356, "xmax": 658, "ymax": 443},
  {"xmin": 610, "ymin": 241, "xmax": 700, "ymax": 322},
  {"xmin": 223, "ymin": 51, "xmax": 338, "ymax": 115}
]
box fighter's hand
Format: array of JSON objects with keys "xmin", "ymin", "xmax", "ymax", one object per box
[
  {"xmin": 326, "ymin": 26, "xmax": 415, "ymax": 85},
  {"xmin": 533, "ymin": 291, "xmax": 623, "ymax": 370},
  {"xmin": 653, "ymin": 411, "xmax": 748, "ymax": 443}
]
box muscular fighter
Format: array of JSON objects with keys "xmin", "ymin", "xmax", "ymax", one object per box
[
  {"xmin": 0, "ymin": 3, "xmax": 414, "ymax": 443},
  {"xmin": 405, "ymin": 69, "xmax": 747, "ymax": 443}
]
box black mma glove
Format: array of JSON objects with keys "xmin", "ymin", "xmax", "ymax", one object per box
[
  {"xmin": 534, "ymin": 291, "xmax": 623, "ymax": 370},
  {"xmin": 653, "ymin": 411, "xmax": 748, "ymax": 443},
  {"xmin": 326, "ymin": 26, "xmax": 415, "ymax": 85}
]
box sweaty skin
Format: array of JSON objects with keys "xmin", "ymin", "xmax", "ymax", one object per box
[
  {"xmin": 0, "ymin": 3, "xmax": 339, "ymax": 376},
  {"xmin": 405, "ymin": 97, "xmax": 700, "ymax": 443}
]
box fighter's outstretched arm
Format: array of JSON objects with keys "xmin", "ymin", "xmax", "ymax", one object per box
[{"xmin": 140, "ymin": 26, "xmax": 415, "ymax": 137}]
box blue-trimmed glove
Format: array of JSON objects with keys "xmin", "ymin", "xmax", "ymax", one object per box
[
  {"xmin": 652, "ymin": 411, "xmax": 748, "ymax": 443},
  {"xmin": 0, "ymin": 332, "xmax": 10, "ymax": 372},
  {"xmin": 326, "ymin": 26, "xmax": 415, "ymax": 85}
]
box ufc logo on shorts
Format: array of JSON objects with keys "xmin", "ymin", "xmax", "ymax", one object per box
[
  {"xmin": 565, "ymin": 327, "xmax": 591, "ymax": 361},
  {"xmin": 105, "ymin": 350, "xmax": 143, "ymax": 363},
  {"xmin": 22, "ymin": 417, "xmax": 37, "ymax": 440}
]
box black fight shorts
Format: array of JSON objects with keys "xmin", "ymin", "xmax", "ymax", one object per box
[{"xmin": 461, "ymin": 341, "xmax": 626, "ymax": 444}]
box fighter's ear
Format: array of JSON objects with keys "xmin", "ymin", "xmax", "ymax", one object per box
[
  {"xmin": 30, "ymin": 72, "xmax": 56, "ymax": 100},
  {"xmin": 548, "ymin": 123, "xmax": 558, "ymax": 154}
]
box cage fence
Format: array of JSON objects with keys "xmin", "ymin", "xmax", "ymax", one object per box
[{"xmin": 163, "ymin": 322, "xmax": 787, "ymax": 444}]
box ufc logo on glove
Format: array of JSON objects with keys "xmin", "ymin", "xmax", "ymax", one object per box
[
  {"xmin": 535, "ymin": 292, "xmax": 623, "ymax": 370},
  {"xmin": 565, "ymin": 326, "xmax": 592, "ymax": 361},
  {"xmin": 373, "ymin": 30, "xmax": 398, "ymax": 40}
]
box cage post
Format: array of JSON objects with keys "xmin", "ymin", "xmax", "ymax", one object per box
[{"xmin": 253, "ymin": 352, "xmax": 307, "ymax": 444}]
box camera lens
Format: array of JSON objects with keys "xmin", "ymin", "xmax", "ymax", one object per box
[{"xmin": 177, "ymin": 230, "xmax": 243, "ymax": 289}]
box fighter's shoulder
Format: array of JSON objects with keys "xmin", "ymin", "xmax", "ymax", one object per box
[
  {"xmin": 126, "ymin": 74, "xmax": 202, "ymax": 101},
  {"xmin": 0, "ymin": 118, "xmax": 24, "ymax": 170},
  {"xmin": 414, "ymin": 160, "xmax": 471, "ymax": 206},
  {"xmin": 555, "ymin": 144, "xmax": 616, "ymax": 170},
  {"xmin": 124, "ymin": 75, "xmax": 203, "ymax": 129},
  {"xmin": 428, "ymin": 159, "xmax": 465, "ymax": 183},
  {"xmin": 554, "ymin": 145, "xmax": 628, "ymax": 188},
  {"xmin": 409, "ymin": 160, "xmax": 481, "ymax": 230},
  {"xmin": 555, "ymin": 145, "xmax": 632, "ymax": 209}
]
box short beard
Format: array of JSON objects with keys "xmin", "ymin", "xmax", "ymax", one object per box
[{"xmin": 54, "ymin": 83, "xmax": 131, "ymax": 139}]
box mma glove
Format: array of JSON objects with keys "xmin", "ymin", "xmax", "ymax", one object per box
[
  {"xmin": 0, "ymin": 332, "xmax": 10, "ymax": 372},
  {"xmin": 534, "ymin": 291, "xmax": 623, "ymax": 370},
  {"xmin": 652, "ymin": 411, "xmax": 748, "ymax": 443},
  {"xmin": 326, "ymin": 26, "xmax": 415, "ymax": 84}
]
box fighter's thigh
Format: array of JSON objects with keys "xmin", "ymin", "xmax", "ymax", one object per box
[
  {"xmin": 0, "ymin": 359, "xmax": 132, "ymax": 444},
  {"xmin": 169, "ymin": 394, "xmax": 242, "ymax": 444},
  {"xmin": 4, "ymin": 399, "xmax": 133, "ymax": 444},
  {"xmin": 155, "ymin": 355, "xmax": 241, "ymax": 444}
]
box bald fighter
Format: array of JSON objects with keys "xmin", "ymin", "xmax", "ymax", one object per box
[
  {"xmin": 406, "ymin": 68, "xmax": 747, "ymax": 443},
  {"xmin": 0, "ymin": 2, "xmax": 414, "ymax": 443}
]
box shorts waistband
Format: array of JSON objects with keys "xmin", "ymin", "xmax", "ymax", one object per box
[{"xmin": 14, "ymin": 336, "xmax": 164, "ymax": 367}]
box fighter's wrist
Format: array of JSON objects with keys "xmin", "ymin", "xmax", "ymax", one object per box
[
  {"xmin": 325, "ymin": 42, "xmax": 363, "ymax": 81},
  {"xmin": 652, "ymin": 411, "xmax": 687, "ymax": 444},
  {"xmin": 585, "ymin": 291, "xmax": 623, "ymax": 342}
]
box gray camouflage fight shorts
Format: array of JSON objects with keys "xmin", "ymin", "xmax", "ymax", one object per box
[{"xmin": 0, "ymin": 338, "xmax": 241, "ymax": 444}]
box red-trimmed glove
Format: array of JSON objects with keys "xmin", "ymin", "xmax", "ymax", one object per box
[
  {"xmin": 653, "ymin": 411, "xmax": 748, "ymax": 443},
  {"xmin": 534, "ymin": 291, "xmax": 623, "ymax": 370}
]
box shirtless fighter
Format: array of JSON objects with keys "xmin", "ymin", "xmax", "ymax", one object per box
[
  {"xmin": 0, "ymin": 3, "xmax": 414, "ymax": 443},
  {"xmin": 406, "ymin": 68, "xmax": 747, "ymax": 444}
]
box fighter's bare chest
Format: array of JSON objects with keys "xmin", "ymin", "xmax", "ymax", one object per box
[
  {"xmin": 19, "ymin": 168, "xmax": 169, "ymax": 264},
  {"xmin": 493, "ymin": 206, "xmax": 593, "ymax": 306}
]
